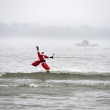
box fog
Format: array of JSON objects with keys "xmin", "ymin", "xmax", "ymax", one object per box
[
  {"xmin": 0, "ymin": 0, "xmax": 110, "ymax": 28},
  {"xmin": 0, "ymin": 23, "xmax": 110, "ymax": 40},
  {"xmin": 0, "ymin": 0, "xmax": 110, "ymax": 47}
]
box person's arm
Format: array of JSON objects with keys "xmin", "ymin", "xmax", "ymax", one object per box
[
  {"xmin": 36, "ymin": 46, "xmax": 41, "ymax": 58},
  {"xmin": 44, "ymin": 54, "xmax": 54, "ymax": 59},
  {"xmin": 44, "ymin": 55, "xmax": 49, "ymax": 58}
]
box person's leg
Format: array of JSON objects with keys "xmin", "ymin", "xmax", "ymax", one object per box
[
  {"xmin": 41, "ymin": 62, "xmax": 50, "ymax": 71},
  {"xmin": 32, "ymin": 60, "xmax": 40, "ymax": 66}
]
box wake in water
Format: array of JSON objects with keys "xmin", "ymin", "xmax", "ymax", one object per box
[
  {"xmin": 0, "ymin": 71, "xmax": 110, "ymax": 89},
  {"xmin": 0, "ymin": 71, "xmax": 110, "ymax": 80}
]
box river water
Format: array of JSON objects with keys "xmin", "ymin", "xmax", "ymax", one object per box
[{"xmin": 0, "ymin": 38, "xmax": 110, "ymax": 110}]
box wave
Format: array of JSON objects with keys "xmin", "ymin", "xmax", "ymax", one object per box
[
  {"xmin": 0, "ymin": 71, "xmax": 110, "ymax": 80},
  {"xmin": 0, "ymin": 81, "xmax": 110, "ymax": 89},
  {"xmin": 0, "ymin": 83, "xmax": 53, "ymax": 88}
]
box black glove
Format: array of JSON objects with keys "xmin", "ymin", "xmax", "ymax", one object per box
[
  {"xmin": 50, "ymin": 56, "xmax": 53, "ymax": 59},
  {"xmin": 36, "ymin": 46, "xmax": 39, "ymax": 51}
]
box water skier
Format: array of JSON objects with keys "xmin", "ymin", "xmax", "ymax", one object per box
[{"xmin": 32, "ymin": 46, "xmax": 53, "ymax": 72}]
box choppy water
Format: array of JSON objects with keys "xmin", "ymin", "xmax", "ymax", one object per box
[{"xmin": 0, "ymin": 38, "xmax": 110, "ymax": 110}]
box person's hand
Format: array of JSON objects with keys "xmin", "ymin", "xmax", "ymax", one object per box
[
  {"xmin": 50, "ymin": 56, "xmax": 53, "ymax": 59},
  {"xmin": 36, "ymin": 46, "xmax": 39, "ymax": 51}
]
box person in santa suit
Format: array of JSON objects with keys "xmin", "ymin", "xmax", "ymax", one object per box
[{"xmin": 32, "ymin": 46, "xmax": 53, "ymax": 72}]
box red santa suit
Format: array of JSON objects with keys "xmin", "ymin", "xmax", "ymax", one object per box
[{"xmin": 32, "ymin": 51, "xmax": 50, "ymax": 71}]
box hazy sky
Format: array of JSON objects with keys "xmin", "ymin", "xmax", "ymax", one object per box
[{"xmin": 0, "ymin": 0, "xmax": 110, "ymax": 28}]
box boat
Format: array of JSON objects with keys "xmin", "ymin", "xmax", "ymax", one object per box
[{"xmin": 76, "ymin": 40, "xmax": 98, "ymax": 47}]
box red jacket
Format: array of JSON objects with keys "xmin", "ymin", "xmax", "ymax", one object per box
[{"xmin": 38, "ymin": 52, "xmax": 49, "ymax": 61}]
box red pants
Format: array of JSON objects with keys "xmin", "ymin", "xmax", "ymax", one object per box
[{"xmin": 32, "ymin": 60, "xmax": 50, "ymax": 71}]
